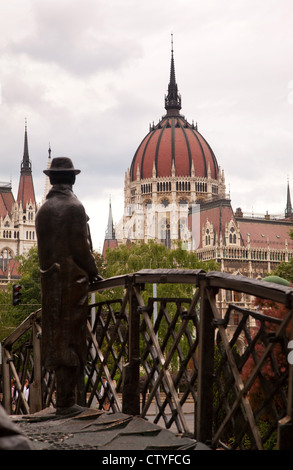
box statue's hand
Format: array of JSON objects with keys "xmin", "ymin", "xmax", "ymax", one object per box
[{"xmin": 90, "ymin": 274, "xmax": 104, "ymax": 283}]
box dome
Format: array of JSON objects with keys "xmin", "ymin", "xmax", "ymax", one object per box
[
  {"xmin": 262, "ymin": 275, "xmax": 290, "ymax": 286},
  {"xmin": 129, "ymin": 115, "xmax": 219, "ymax": 181},
  {"xmin": 129, "ymin": 43, "xmax": 219, "ymax": 183}
]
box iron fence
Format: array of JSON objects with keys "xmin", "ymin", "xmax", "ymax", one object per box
[{"xmin": 1, "ymin": 269, "xmax": 293, "ymax": 449}]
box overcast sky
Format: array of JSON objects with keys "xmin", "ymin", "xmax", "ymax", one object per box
[{"xmin": 1, "ymin": 0, "xmax": 293, "ymax": 251}]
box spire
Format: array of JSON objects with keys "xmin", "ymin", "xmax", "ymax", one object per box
[
  {"xmin": 43, "ymin": 144, "xmax": 52, "ymax": 201},
  {"xmin": 17, "ymin": 121, "xmax": 36, "ymax": 207},
  {"xmin": 105, "ymin": 198, "xmax": 116, "ymax": 240},
  {"xmin": 285, "ymin": 178, "xmax": 293, "ymax": 218},
  {"xmin": 102, "ymin": 198, "xmax": 118, "ymax": 259},
  {"xmin": 165, "ymin": 34, "xmax": 181, "ymax": 116},
  {"xmin": 21, "ymin": 119, "xmax": 32, "ymax": 175}
]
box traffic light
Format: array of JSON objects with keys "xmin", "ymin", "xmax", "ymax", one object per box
[{"xmin": 12, "ymin": 284, "xmax": 22, "ymax": 306}]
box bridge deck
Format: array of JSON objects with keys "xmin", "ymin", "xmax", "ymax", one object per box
[{"xmin": 12, "ymin": 407, "xmax": 208, "ymax": 451}]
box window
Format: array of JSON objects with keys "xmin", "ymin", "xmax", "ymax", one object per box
[
  {"xmin": 229, "ymin": 227, "xmax": 236, "ymax": 244},
  {"xmin": 161, "ymin": 198, "xmax": 169, "ymax": 208},
  {"xmin": 178, "ymin": 217, "xmax": 187, "ymax": 240},
  {"xmin": 205, "ymin": 228, "xmax": 210, "ymax": 246},
  {"xmin": 160, "ymin": 217, "xmax": 171, "ymax": 248},
  {"xmin": 0, "ymin": 248, "xmax": 13, "ymax": 272}
]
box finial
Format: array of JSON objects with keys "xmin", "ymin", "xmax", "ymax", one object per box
[{"xmin": 165, "ymin": 33, "xmax": 181, "ymax": 115}]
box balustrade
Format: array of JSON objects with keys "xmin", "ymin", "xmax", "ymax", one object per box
[{"xmin": 1, "ymin": 269, "xmax": 293, "ymax": 449}]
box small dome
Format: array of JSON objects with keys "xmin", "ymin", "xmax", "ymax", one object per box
[{"xmin": 262, "ymin": 275, "xmax": 290, "ymax": 286}]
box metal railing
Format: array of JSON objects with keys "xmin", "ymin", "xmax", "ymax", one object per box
[{"xmin": 1, "ymin": 269, "xmax": 293, "ymax": 450}]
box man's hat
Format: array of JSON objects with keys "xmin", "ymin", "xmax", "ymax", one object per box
[{"xmin": 43, "ymin": 157, "xmax": 80, "ymax": 176}]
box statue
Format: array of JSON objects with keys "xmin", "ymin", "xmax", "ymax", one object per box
[
  {"xmin": 36, "ymin": 157, "xmax": 102, "ymax": 415},
  {"xmin": 0, "ymin": 405, "xmax": 33, "ymax": 449}
]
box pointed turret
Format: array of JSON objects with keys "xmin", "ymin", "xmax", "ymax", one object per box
[
  {"xmin": 102, "ymin": 199, "xmax": 118, "ymax": 259},
  {"xmin": 21, "ymin": 119, "xmax": 32, "ymax": 175},
  {"xmin": 105, "ymin": 199, "xmax": 116, "ymax": 241},
  {"xmin": 17, "ymin": 121, "xmax": 36, "ymax": 209},
  {"xmin": 285, "ymin": 179, "xmax": 293, "ymax": 218},
  {"xmin": 43, "ymin": 144, "xmax": 52, "ymax": 201},
  {"xmin": 164, "ymin": 34, "xmax": 181, "ymax": 116}
]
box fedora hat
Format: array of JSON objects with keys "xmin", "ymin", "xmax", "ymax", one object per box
[{"xmin": 43, "ymin": 157, "xmax": 80, "ymax": 175}]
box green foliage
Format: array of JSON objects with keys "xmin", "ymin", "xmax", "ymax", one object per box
[
  {"xmin": 269, "ymin": 229, "xmax": 293, "ymax": 283},
  {"xmin": 0, "ymin": 240, "xmax": 218, "ymax": 345},
  {"xmin": 98, "ymin": 241, "xmax": 219, "ymax": 373},
  {"xmin": 0, "ymin": 246, "xmax": 41, "ymax": 341},
  {"xmin": 104, "ymin": 240, "xmax": 218, "ymax": 276},
  {"xmin": 0, "ymin": 285, "xmax": 17, "ymax": 341},
  {"xmin": 270, "ymin": 259, "xmax": 293, "ymax": 284},
  {"xmin": 16, "ymin": 246, "xmax": 41, "ymax": 318},
  {"xmin": 96, "ymin": 240, "xmax": 219, "ymax": 304}
]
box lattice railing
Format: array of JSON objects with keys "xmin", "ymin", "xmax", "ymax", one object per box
[{"xmin": 1, "ymin": 269, "xmax": 293, "ymax": 450}]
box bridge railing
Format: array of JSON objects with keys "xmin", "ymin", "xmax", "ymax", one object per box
[{"xmin": 1, "ymin": 269, "xmax": 293, "ymax": 450}]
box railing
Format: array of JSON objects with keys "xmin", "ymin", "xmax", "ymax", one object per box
[{"xmin": 1, "ymin": 269, "xmax": 293, "ymax": 450}]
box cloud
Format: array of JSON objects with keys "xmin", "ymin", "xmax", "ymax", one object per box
[{"xmin": 7, "ymin": 0, "xmax": 143, "ymax": 76}]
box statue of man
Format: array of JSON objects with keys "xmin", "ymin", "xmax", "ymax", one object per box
[{"xmin": 36, "ymin": 157, "xmax": 102, "ymax": 414}]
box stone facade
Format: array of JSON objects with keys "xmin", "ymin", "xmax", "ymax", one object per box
[{"xmin": 0, "ymin": 124, "xmax": 38, "ymax": 285}]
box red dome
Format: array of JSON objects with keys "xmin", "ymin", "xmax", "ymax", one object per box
[
  {"xmin": 130, "ymin": 43, "xmax": 219, "ymax": 183},
  {"xmin": 130, "ymin": 115, "xmax": 219, "ymax": 182}
]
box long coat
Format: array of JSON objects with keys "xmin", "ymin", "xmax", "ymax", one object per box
[{"xmin": 35, "ymin": 184, "xmax": 98, "ymax": 370}]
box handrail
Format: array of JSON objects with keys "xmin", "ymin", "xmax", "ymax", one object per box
[{"xmin": 1, "ymin": 269, "xmax": 293, "ymax": 449}]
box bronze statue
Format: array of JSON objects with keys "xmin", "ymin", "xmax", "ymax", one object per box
[{"xmin": 36, "ymin": 157, "xmax": 102, "ymax": 414}]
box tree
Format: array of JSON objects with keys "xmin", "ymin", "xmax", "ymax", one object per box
[
  {"xmin": 104, "ymin": 240, "xmax": 218, "ymax": 277},
  {"xmin": 0, "ymin": 285, "xmax": 17, "ymax": 341},
  {"xmin": 0, "ymin": 240, "xmax": 218, "ymax": 342},
  {"xmin": 269, "ymin": 229, "xmax": 293, "ymax": 283},
  {"xmin": 101, "ymin": 240, "xmax": 218, "ymax": 302},
  {"xmin": 15, "ymin": 246, "xmax": 42, "ymax": 321},
  {"xmin": 99, "ymin": 241, "xmax": 219, "ymax": 371},
  {"xmin": 241, "ymin": 296, "xmax": 290, "ymax": 421},
  {"xmin": 271, "ymin": 260, "xmax": 293, "ymax": 284},
  {"xmin": 240, "ymin": 228, "xmax": 293, "ymax": 424}
]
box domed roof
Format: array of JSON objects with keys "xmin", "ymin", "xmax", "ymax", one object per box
[
  {"xmin": 129, "ymin": 43, "xmax": 219, "ymax": 182},
  {"xmin": 262, "ymin": 275, "xmax": 290, "ymax": 286},
  {"xmin": 130, "ymin": 115, "xmax": 219, "ymax": 181}
]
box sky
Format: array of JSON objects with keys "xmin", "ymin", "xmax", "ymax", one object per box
[{"xmin": 0, "ymin": 0, "xmax": 293, "ymax": 252}]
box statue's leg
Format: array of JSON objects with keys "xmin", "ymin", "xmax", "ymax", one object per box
[{"xmin": 55, "ymin": 366, "xmax": 77, "ymax": 411}]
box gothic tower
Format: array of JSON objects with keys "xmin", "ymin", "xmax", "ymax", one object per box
[
  {"xmin": 0, "ymin": 122, "xmax": 37, "ymax": 284},
  {"xmin": 17, "ymin": 120, "xmax": 36, "ymax": 210}
]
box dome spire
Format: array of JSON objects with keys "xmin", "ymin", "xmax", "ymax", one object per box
[{"xmin": 165, "ymin": 33, "xmax": 181, "ymax": 116}]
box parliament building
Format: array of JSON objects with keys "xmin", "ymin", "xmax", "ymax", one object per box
[
  {"xmin": 1, "ymin": 44, "xmax": 293, "ymax": 304},
  {"xmin": 103, "ymin": 43, "xmax": 293, "ymax": 310}
]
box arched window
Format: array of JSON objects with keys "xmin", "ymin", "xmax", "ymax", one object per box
[
  {"xmin": 178, "ymin": 217, "xmax": 187, "ymax": 240},
  {"xmin": 229, "ymin": 227, "xmax": 236, "ymax": 244},
  {"xmin": 0, "ymin": 248, "xmax": 14, "ymax": 272},
  {"xmin": 160, "ymin": 217, "xmax": 171, "ymax": 248},
  {"xmin": 179, "ymin": 198, "xmax": 188, "ymax": 206},
  {"xmin": 205, "ymin": 228, "xmax": 210, "ymax": 246},
  {"xmin": 161, "ymin": 198, "xmax": 169, "ymax": 208}
]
